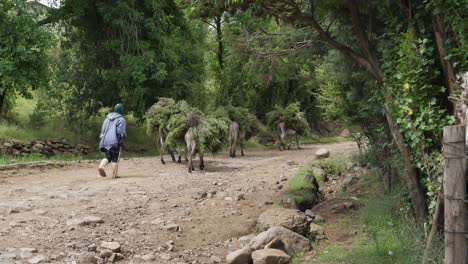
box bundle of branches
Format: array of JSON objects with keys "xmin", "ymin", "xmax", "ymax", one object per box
[
  {"xmin": 192, "ymin": 116, "xmax": 229, "ymax": 154},
  {"xmin": 165, "ymin": 101, "xmax": 204, "ymax": 151},
  {"xmin": 214, "ymin": 105, "xmax": 265, "ymax": 140},
  {"xmin": 145, "ymin": 97, "xmax": 177, "ymax": 134},
  {"xmin": 154, "ymin": 100, "xmax": 228, "ymax": 154},
  {"xmin": 266, "ymin": 102, "xmax": 310, "ymax": 135}
]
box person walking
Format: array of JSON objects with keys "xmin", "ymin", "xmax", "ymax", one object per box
[{"xmin": 98, "ymin": 103, "xmax": 126, "ymax": 177}]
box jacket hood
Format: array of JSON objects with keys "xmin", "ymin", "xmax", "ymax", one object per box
[{"xmin": 107, "ymin": 112, "xmax": 123, "ymax": 121}]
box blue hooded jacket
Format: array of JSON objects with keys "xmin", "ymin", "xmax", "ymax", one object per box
[{"xmin": 99, "ymin": 112, "xmax": 126, "ymax": 150}]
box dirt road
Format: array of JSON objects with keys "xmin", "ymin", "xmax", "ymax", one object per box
[{"xmin": 0, "ymin": 141, "xmax": 357, "ymax": 263}]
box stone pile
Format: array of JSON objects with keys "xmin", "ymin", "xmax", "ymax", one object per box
[
  {"xmin": 226, "ymin": 208, "xmax": 326, "ymax": 264},
  {"xmin": 0, "ymin": 138, "xmax": 93, "ymax": 156}
]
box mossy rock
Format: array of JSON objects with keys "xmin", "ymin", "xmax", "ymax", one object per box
[{"xmin": 287, "ymin": 167, "xmax": 320, "ymax": 211}]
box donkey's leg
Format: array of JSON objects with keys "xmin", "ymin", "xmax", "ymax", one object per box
[
  {"xmin": 187, "ymin": 147, "xmax": 193, "ymax": 173},
  {"xmin": 231, "ymin": 137, "xmax": 237, "ymax": 158},
  {"xmin": 159, "ymin": 141, "xmax": 165, "ymax": 164},
  {"xmin": 168, "ymin": 146, "xmax": 176, "ymax": 162},
  {"xmin": 199, "ymin": 153, "xmax": 204, "ymax": 170},
  {"xmin": 240, "ymin": 138, "xmax": 244, "ymax": 156},
  {"xmin": 296, "ymin": 134, "xmax": 301, "ymax": 149},
  {"xmin": 178, "ymin": 155, "xmax": 182, "ymax": 163}
]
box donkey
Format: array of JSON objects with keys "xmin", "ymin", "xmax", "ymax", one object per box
[
  {"xmin": 158, "ymin": 127, "xmax": 176, "ymax": 164},
  {"xmin": 158, "ymin": 127, "xmax": 186, "ymax": 164},
  {"xmin": 278, "ymin": 121, "xmax": 300, "ymax": 151},
  {"xmin": 229, "ymin": 121, "xmax": 245, "ymax": 158},
  {"xmin": 185, "ymin": 128, "xmax": 204, "ymax": 173}
]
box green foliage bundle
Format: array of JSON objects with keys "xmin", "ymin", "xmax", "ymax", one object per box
[
  {"xmin": 214, "ymin": 105, "xmax": 264, "ymax": 139},
  {"xmin": 266, "ymin": 102, "xmax": 310, "ymax": 135},
  {"xmin": 192, "ymin": 116, "xmax": 229, "ymax": 154},
  {"xmin": 144, "ymin": 97, "xmax": 176, "ymax": 134},
  {"xmin": 146, "ymin": 98, "xmax": 228, "ymax": 154},
  {"xmin": 165, "ymin": 101, "xmax": 203, "ymax": 151}
]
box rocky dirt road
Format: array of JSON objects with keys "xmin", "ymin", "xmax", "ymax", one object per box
[{"xmin": 0, "ymin": 141, "xmax": 357, "ymax": 264}]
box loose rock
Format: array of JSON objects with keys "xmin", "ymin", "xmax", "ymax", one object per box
[
  {"xmin": 100, "ymin": 241, "xmax": 121, "ymax": 252},
  {"xmin": 248, "ymin": 226, "xmax": 310, "ymax": 255},
  {"xmin": 98, "ymin": 249, "xmax": 113, "ymax": 258},
  {"xmin": 238, "ymin": 234, "xmax": 256, "ymax": 246},
  {"xmin": 251, "ymin": 248, "xmax": 290, "ymax": 264},
  {"xmin": 256, "ymin": 208, "xmax": 308, "ymax": 236},
  {"xmin": 66, "ymin": 216, "xmax": 103, "ymax": 226},
  {"xmin": 226, "ymin": 248, "xmax": 253, "ymax": 264},
  {"xmin": 77, "ymin": 252, "xmax": 98, "ymax": 264},
  {"xmin": 315, "ymin": 148, "xmax": 330, "ymax": 159},
  {"xmin": 27, "ymin": 255, "xmax": 46, "ymax": 264},
  {"xmin": 309, "ymin": 223, "xmax": 324, "ymax": 239},
  {"xmin": 162, "ymin": 223, "xmax": 180, "ymax": 232}
]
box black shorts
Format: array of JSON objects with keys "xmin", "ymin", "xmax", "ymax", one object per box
[{"xmin": 103, "ymin": 147, "xmax": 120, "ymax": 163}]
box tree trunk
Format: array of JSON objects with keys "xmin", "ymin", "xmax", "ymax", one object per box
[
  {"xmin": 383, "ymin": 106, "xmax": 428, "ymax": 223},
  {"xmin": 432, "ymin": 13, "xmax": 456, "ymax": 113},
  {"xmin": 214, "ymin": 15, "xmax": 224, "ymax": 69},
  {"xmin": 0, "ymin": 88, "xmax": 6, "ymax": 116}
]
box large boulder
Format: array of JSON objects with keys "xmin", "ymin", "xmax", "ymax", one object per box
[
  {"xmin": 315, "ymin": 148, "xmax": 330, "ymax": 159},
  {"xmin": 248, "ymin": 226, "xmax": 310, "ymax": 255},
  {"xmin": 251, "ymin": 249, "xmax": 290, "ymax": 264},
  {"xmin": 226, "ymin": 247, "xmax": 253, "ymax": 264},
  {"xmin": 256, "ymin": 208, "xmax": 308, "ymax": 236},
  {"xmin": 288, "ymin": 169, "xmax": 320, "ymax": 211}
]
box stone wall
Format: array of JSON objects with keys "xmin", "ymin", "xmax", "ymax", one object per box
[{"xmin": 0, "ymin": 139, "xmax": 93, "ymax": 156}]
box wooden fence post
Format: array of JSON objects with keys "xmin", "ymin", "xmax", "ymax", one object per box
[{"xmin": 443, "ymin": 125, "xmax": 468, "ymax": 264}]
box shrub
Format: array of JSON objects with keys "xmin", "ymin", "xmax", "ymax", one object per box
[{"xmin": 316, "ymin": 158, "xmax": 344, "ymax": 176}]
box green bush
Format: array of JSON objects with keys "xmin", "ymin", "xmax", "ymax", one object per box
[{"xmin": 316, "ymin": 158, "xmax": 344, "ymax": 176}]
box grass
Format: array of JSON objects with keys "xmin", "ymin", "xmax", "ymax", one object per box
[
  {"xmin": 300, "ymin": 136, "xmax": 352, "ymax": 144},
  {"xmin": 271, "ymin": 204, "xmax": 284, "ymax": 209},
  {"xmin": 0, "ymin": 148, "xmax": 158, "ymax": 165},
  {"xmin": 316, "ymin": 157, "xmax": 345, "ymax": 176},
  {"xmin": 0, "ymin": 153, "xmax": 95, "ymax": 165},
  {"xmin": 314, "ymin": 171, "xmax": 444, "ymax": 264}
]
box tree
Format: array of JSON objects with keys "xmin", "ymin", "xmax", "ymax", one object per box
[
  {"xmin": 41, "ymin": 0, "xmax": 205, "ymax": 122},
  {"xmin": 0, "ymin": 0, "xmax": 52, "ymax": 116},
  {"xmin": 233, "ymin": 0, "xmax": 465, "ymax": 224}
]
